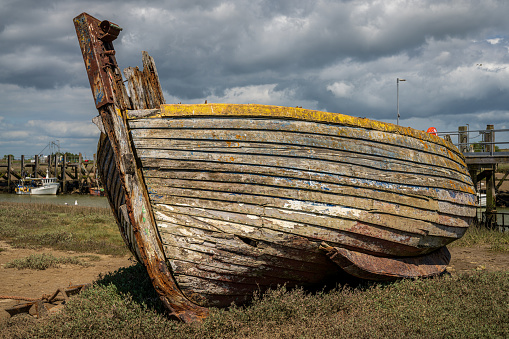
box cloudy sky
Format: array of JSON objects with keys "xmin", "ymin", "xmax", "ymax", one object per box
[{"xmin": 1, "ymin": 0, "xmax": 509, "ymax": 158}]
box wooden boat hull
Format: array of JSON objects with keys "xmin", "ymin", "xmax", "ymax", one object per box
[
  {"xmin": 121, "ymin": 104, "xmax": 475, "ymax": 306},
  {"xmin": 74, "ymin": 12, "xmax": 476, "ymax": 320}
]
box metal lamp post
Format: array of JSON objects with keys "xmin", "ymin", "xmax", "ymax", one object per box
[{"xmin": 397, "ymin": 78, "xmax": 406, "ymax": 125}]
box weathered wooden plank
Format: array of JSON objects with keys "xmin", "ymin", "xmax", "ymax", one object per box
[
  {"xmin": 140, "ymin": 159, "xmax": 476, "ymax": 207},
  {"xmin": 143, "ymin": 169, "xmax": 475, "ymax": 216},
  {"xmin": 136, "ymin": 148, "xmax": 473, "ymax": 194},
  {"xmin": 171, "ymin": 260, "xmax": 319, "ymax": 286},
  {"xmin": 153, "ymin": 205, "xmax": 421, "ymax": 259},
  {"xmin": 157, "ymin": 218, "xmax": 331, "ymax": 266},
  {"xmin": 155, "ymin": 208, "xmax": 329, "ymax": 253},
  {"xmin": 150, "ymin": 191, "xmax": 466, "ymax": 242},
  {"xmin": 130, "ymin": 124, "xmax": 468, "ymax": 176},
  {"xmin": 127, "ymin": 105, "xmax": 464, "ymax": 163},
  {"xmin": 154, "ymin": 203, "xmax": 445, "ymax": 256},
  {"xmin": 162, "ymin": 232, "xmax": 331, "ymax": 277},
  {"xmin": 145, "ymin": 175, "xmax": 473, "ymax": 225},
  {"xmin": 132, "ymin": 137, "xmax": 470, "ymax": 184}
]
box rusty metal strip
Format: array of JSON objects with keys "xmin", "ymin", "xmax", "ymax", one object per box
[
  {"xmin": 2, "ymin": 284, "xmax": 89, "ymax": 319},
  {"xmin": 320, "ymin": 242, "xmax": 450, "ymax": 281}
]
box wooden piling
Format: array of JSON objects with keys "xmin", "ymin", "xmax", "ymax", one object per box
[
  {"xmin": 62, "ymin": 153, "xmax": 67, "ymax": 193},
  {"xmin": 78, "ymin": 153, "xmax": 83, "ymax": 191},
  {"xmin": 458, "ymin": 126, "xmax": 468, "ymax": 153},
  {"xmin": 54, "ymin": 154, "xmax": 58, "ymax": 180},
  {"xmin": 7, "ymin": 155, "xmax": 12, "ymax": 192},
  {"xmin": 33, "ymin": 155, "xmax": 39, "ymax": 178},
  {"xmin": 484, "ymin": 125, "xmax": 496, "ymax": 225},
  {"xmin": 47, "ymin": 155, "xmax": 51, "ymax": 176},
  {"xmin": 20, "ymin": 155, "xmax": 25, "ymax": 178}
]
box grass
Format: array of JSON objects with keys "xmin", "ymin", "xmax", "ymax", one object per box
[
  {"xmin": 497, "ymin": 163, "xmax": 509, "ymax": 173},
  {"xmin": 450, "ymin": 222, "xmax": 509, "ymax": 251},
  {"xmin": 0, "ymin": 201, "xmax": 508, "ymax": 337},
  {"xmin": 0, "ymin": 202, "xmax": 129, "ymax": 256},
  {"xmin": 1, "ymin": 266, "xmax": 508, "ymax": 338},
  {"xmin": 5, "ymin": 253, "xmax": 92, "ymax": 270}
]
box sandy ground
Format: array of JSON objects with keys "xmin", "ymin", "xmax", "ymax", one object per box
[
  {"xmin": 0, "ymin": 240, "xmax": 134, "ymax": 322},
  {"xmin": 1, "ymin": 239, "xmax": 508, "ymax": 322}
]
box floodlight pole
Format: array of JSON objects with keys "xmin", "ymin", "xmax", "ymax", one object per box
[{"xmin": 397, "ymin": 78, "xmax": 406, "ymax": 126}]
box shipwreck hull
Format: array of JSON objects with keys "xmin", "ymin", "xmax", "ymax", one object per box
[
  {"xmin": 75, "ymin": 12, "xmax": 476, "ymax": 320},
  {"xmin": 124, "ymin": 104, "xmax": 475, "ymax": 306}
]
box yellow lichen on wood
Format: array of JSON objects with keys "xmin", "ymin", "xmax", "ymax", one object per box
[{"xmin": 138, "ymin": 103, "xmax": 461, "ymax": 156}]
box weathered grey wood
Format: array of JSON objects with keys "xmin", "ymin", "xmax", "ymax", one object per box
[
  {"xmin": 136, "ymin": 148, "xmax": 472, "ymax": 193},
  {"xmin": 151, "ymin": 194, "xmax": 461, "ymax": 246},
  {"xmin": 153, "ymin": 202, "xmax": 448, "ymax": 257},
  {"xmin": 143, "ymin": 169, "xmax": 473, "ymax": 218},
  {"xmin": 128, "ymin": 117, "xmax": 467, "ymax": 167},
  {"xmin": 132, "ymin": 137, "xmax": 470, "ymax": 184},
  {"xmin": 123, "ymin": 52, "xmax": 165, "ymax": 110},
  {"xmin": 33, "ymin": 155, "xmax": 39, "ymax": 178},
  {"xmin": 62, "ymin": 154, "xmax": 67, "ymax": 193},
  {"xmin": 140, "ymin": 159, "xmax": 475, "ymax": 207},
  {"xmin": 7, "ymin": 155, "xmax": 12, "ymax": 191},
  {"xmin": 147, "ymin": 179, "xmax": 470, "ymax": 231},
  {"xmin": 155, "ymin": 212, "xmax": 331, "ymax": 264}
]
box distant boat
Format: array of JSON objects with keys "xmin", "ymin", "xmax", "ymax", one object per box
[
  {"xmin": 15, "ymin": 176, "xmax": 60, "ymax": 195},
  {"xmin": 74, "ymin": 12, "xmax": 477, "ymax": 322}
]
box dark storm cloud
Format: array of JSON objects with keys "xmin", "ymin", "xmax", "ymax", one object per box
[{"xmin": 1, "ymin": 0, "xmax": 509, "ymax": 157}]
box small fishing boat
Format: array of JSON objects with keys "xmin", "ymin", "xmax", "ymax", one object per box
[
  {"xmin": 74, "ymin": 13, "xmax": 477, "ymax": 322},
  {"xmin": 15, "ymin": 172, "xmax": 60, "ymax": 195}
]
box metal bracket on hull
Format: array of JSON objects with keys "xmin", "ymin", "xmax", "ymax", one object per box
[{"xmin": 73, "ymin": 13, "xmax": 129, "ymax": 110}]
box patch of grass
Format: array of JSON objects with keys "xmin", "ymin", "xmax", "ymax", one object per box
[
  {"xmin": 451, "ymin": 224, "xmax": 509, "ymax": 251},
  {"xmin": 77, "ymin": 254, "xmax": 102, "ymax": 262},
  {"xmin": 497, "ymin": 163, "xmax": 509, "ymax": 173},
  {"xmin": 1, "ymin": 267, "xmax": 508, "ymax": 338},
  {"xmin": 0, "ymin": 247, "xmax": 5, "ymax": 253},
  {"xmin": 0, "ymin": 202, "xmax": 129, "ymax": 256},
  {"xmin": 5, "ymin": 253, "xmax": 92, "ymax": 270}
]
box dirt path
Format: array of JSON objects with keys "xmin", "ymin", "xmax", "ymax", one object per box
[
  {"xmin": 448, "ymin": 245, "xmax": 509, "ymax": 274},
  {"xmin": 0, "ymin": 240, "xmax": 133, "ymax": 321}
]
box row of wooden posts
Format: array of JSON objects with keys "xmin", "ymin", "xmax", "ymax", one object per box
[{"xmin": 1, "ymin": 154, "xmax": 99, "ymax": 193}]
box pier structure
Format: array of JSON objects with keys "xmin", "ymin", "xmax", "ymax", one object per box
[
  {"xmin": 0, "ymin": 153, "xmax": 99, "ymax": 194},
  {"xmin": 439, "ymin": 125, "xmax": 509, "ymax": 230}
]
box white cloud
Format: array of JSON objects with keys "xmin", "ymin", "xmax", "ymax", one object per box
[
  {"xmin": 327, "ymin": 82, "xmax": 354, "ymax": 98},
  {"xmin": 487, "ymin": 38, "xmax": 503, "ymax": 44}
]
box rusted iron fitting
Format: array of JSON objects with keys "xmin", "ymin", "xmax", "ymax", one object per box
[
  {"xmin": 99, "ymin": 20, "xmax": 122, "ymax": 42},
  {"xmin": 2, "ymin": 284, "xmax": 90, "ymax": 319}
]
